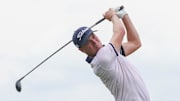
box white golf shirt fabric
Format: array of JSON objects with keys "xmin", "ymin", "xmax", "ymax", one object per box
[{"xmin": 88, "ymin": 43, "xmax": 150, "ymax": 101}]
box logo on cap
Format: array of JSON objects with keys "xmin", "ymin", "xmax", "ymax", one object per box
[
  {"xmin": 76, "ymin": 27, "xmax": 89, "ymax": 41},
  {"xmin": 72, "ymin": 26, "xmax": 94, "ymax": 48}
]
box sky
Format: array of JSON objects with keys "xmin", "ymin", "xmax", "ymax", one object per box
[{"xmin": 0, "ymin": 0, "xmax": 180, "ymax": 101}]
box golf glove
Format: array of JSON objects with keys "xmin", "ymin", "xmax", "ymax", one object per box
[{"xmin": 114, "ymin": 5, "xmax": 127, "ymax": 19}]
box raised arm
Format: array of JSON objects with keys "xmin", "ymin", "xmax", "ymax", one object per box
[
  {"xmin": 121, "ymin": 10, "xmax": 142, "ymax": 56},
  {"xmin": 103, "ymin": 8, "xmax": 125, "ymax": 52}
]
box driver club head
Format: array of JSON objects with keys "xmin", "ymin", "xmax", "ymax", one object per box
[{"xmin": 15, "ymin": 80, "xmax": 22, "ymax": 92}]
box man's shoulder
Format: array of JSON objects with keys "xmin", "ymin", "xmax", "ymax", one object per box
[
  {"xmin": 86, "ymin": 43, "xmax": 119, "ymax": 64},
  {"xmin": 93, "ymin": 44, "xmax": 117, "ymax": 64}
]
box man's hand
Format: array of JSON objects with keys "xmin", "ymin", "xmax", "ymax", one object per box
[
  {"xmin": 114, "ymin": 5, "xmax": 127, "ymax": 19},
  {"xmin": 103, "ymin": 8, "xmax": 118, "ymax": 21},
  {"xmin": 103, "ymin": 6, "xmax": 127, "ymax": 21}
]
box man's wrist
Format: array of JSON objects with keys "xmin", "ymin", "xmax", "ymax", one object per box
[{"xmin": 111, "ymin": 14, "xmax": 119, "ymax": 21}]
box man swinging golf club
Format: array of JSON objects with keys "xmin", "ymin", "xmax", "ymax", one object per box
[{"xmin": 72, "ymin": 5, "xmax": 150, "ymax": 101}]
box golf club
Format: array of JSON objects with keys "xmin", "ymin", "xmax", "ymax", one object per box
[
  {"xmin": 15, "ymin": 5, "xmax": 124, "ymax": 92},
  {"xmin": 15, "ymin": 17, "xmax": 105, "ymax": 93}
]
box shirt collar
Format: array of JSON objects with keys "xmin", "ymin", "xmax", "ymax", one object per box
[{"xmin": 86, "ymin": 56, "xmax": 94, "ymax": 63}]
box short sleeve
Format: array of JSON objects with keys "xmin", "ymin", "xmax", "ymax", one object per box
[
  {"xmin": 120, "ymin": 46, "xmax": 125, "ymax": 56},
  {"xmin": 90, "ymin": 43, "xmax": 118, "ymax": 68}
]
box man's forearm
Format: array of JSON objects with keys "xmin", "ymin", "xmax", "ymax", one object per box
[
  {"xmin": 120, "ymin": 14, "xmax": 141, "ymax": 56},
  {"xmin": 122, "ymin": 14, "xmax": 141, "ymax": 45}
]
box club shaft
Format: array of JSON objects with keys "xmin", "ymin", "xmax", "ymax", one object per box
[
  {"xmin": 89, "ymin": 18, "xmax": 105, "ymax": 28},
  {"xmin": 17, "ymin": 17, "xmax": 106, "ymax": 82},
  {"xmin": 18, "ymin": 40, "xmax": 72, "ymax": 81}
]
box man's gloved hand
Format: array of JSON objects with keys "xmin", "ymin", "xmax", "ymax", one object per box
[{"xmin": 114, "ymin": 5, "xmax": 128, "ymax": 19}]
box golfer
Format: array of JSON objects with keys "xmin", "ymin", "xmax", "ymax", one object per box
[{"xmin": 72, "ymin": 6, "xmax": 150, "ymax": 101}]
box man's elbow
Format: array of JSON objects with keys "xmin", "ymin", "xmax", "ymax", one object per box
[{"xmin": 136, "ymin": 41, "xmax": 142, "ymax": 49}]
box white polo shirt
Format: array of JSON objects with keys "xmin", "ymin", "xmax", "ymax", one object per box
[{"xmin": 87, "ymin": 43, "xmax": 150, "ymax": 101}]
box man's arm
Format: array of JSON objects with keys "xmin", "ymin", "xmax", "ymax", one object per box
[
  {"xmin": 104, "ymin": 8, "xmax": 126, "ymax": 52},
  {"xmin": 122, "ymin": 14, "xmax": 142, "ymax": 56}
]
